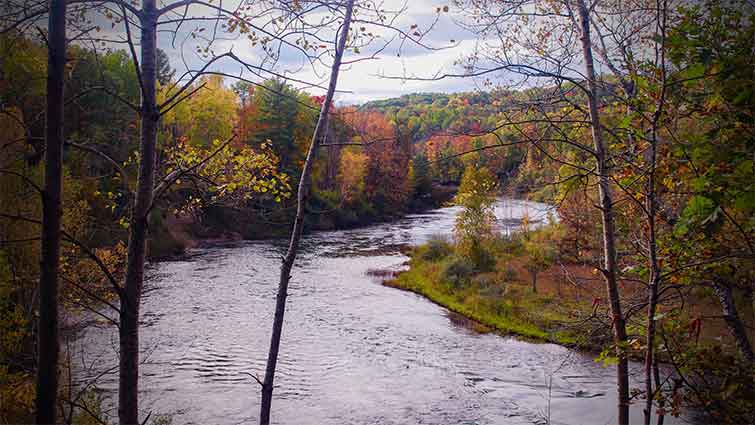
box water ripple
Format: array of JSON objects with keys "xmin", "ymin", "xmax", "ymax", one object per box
[{"xmin": 73, "ymin": 199, "xmax": 690, "ymax": 425}]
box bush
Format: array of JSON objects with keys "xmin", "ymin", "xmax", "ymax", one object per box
[
  {"xmin": 467, "ymin": 244, "xmax": 496, "ymax": 272},
  {"xmin": 420, "ymin": 235, "xmax": 453, "ymax": 261},
  {"xmin": 474, "ymin": 273, "xmax": 507, "ymax": 298},
  {"xmin": 487, "ymin": 233, "xmax": 525, "ymax": 257},
  {"xmin": 472, "ymin": 272, "xmax": 498, "ymax": 288},
  {"xmin": 441, "ymin": 256, "xmax": 476, "ymax": 288}
]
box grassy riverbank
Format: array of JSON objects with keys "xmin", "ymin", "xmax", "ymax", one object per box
[{"xmin": 385, "ymin": 230, "xmax": 608, "ymax": 348}]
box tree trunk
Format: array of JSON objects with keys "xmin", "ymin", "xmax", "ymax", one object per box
[
  {"xmin": 713, "ymin": 281, "xmax": 754, "ymax": 363},
  {"xmin": 325, "ymin": 124, "xmax": 340, "ymax": 190},
  {"xmin": 119, "ymin": 3, "xmax": 158, "ymax": 424},
  {"xmin": 644, "ymin": 3, "xmax": 671, "ymax": 422},
  {"xmin": 576, "ymin": 2, "xmax": 630, "ymax": 424},
  {"xmin": 653, "ymin": 355, "xmax": 665, "ymax": 425},
  {"xmin": 642, "ymin": 72, "xmax": 662, "ymax": 425},
  {"xmin": 259, "ymin": 2, "xmax": 355, "ymax": 423},
  {"xmin": 644, "ymin": 4, "xmax": 667, "ymax": 418},
  {"xmin": 644, "ymin": 273, "xmax": 660, "ymax": 425},
  {"xmin": 531, "ymin": 271, "xmax": 537, "ymax": 294},
  {"xmin": 35, "ymin": 0, "xmax": 66, "ymax": 422}
]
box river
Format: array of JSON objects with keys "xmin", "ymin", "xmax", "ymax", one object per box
[{"xmin": 75, "ymin": 199, "xmax": 685, "ymax": 425}]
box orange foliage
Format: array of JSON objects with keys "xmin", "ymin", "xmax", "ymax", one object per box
[{"xmin": 333, "ymin": 108, "xmax": 411, "ymax": 214}]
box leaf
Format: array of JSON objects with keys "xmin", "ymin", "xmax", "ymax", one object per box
[
  {"xmin": 734, "ymin": 191, "xmax": 755, "ymax": 212},
  {"xmin": 683, "ymin": 63, "xmax": 706, "ymax": 81},
  {"xmin": 617, "ymin": 113, "xmax": 634, "ymax": 129}
]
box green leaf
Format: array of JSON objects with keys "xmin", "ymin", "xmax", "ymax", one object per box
[{"xmin": 734, "ymin": 191, "xmax": 755, "ymax": 212}]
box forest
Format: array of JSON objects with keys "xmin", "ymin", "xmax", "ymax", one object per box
[{"xmin": 0, "ymin": 0, "xmax": 753, "ymax": 424}]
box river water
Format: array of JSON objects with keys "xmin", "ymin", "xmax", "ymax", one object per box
[{"xmin": 76, "ymin": 199, "xmax": 685, "ymax": 425}]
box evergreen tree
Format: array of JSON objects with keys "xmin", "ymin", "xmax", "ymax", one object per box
[
  {"xmin": 244, "ymin": 79, "xmax": 315, "ymax": 181},
  {"xmin": 156, "ymin": 48, "xmax": 175, "ymax": 85}
]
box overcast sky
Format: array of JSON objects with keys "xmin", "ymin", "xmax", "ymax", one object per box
[
  {"xmin": 150, "ymin": 0, "xmax": 485, "ymax": 104},
  {"xmin": 305, "ymin": 0, "xmax": 484, "ymax": 104},
  {"xmin": 82, "ymin": 0, "xmax": 596, "ymax": 104}
]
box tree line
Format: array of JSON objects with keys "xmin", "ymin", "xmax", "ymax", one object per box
[{"xmin": 1, "ymin": 0, "xmax": 753, "ymax": 424}]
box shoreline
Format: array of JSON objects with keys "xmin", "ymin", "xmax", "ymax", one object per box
[
  {"xmin": 382, "ymin": 270, "xmax": 586, "ymax": 348},
  {"xmin": 150, "ymin": 184, "xmax": 459, "ymax": 261}
]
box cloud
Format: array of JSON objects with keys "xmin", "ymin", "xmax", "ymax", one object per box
[
  {"xmin": 246, "ymin": 0, "xmax": 482, "ymax": 103},
  {"xmin": 79, "ymin": 0, "xmax": 483, "ymax": 103}
]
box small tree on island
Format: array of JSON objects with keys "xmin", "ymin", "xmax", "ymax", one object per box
[
  {"xmin": 453, "ymin": 166, "xmax": 498, "ymax": 270},
  {"xmin": 523, "ymin": 238, "xmax": 556, "ymax": 294}
]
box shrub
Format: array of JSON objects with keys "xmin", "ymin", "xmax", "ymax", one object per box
[
  {"xmin": 420, "ymin": 235, "xmax": 453, "ymax": 261},
  {"xmin": 474, "ymin": 273, "xmax": 507, "ymax": 298},
  {"xmin": 472, "ymin": 272, "xmax": 498, "ymax": 288},
  {"xmin": 441, "ymin": 256, "xmax": 476, "ymax": 288},
  {"xmin": 466, "ymin": 244, "xmax": 496, "ymax": 272},
  {"xmin": 489, "ymin": 234, "xmax": 525, "ymax": 256}
]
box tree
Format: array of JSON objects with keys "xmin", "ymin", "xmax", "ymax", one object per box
[
  {"xmin": 574, "ymin": 3, "xmax": 631, "ymax": 422},
  {"xmin": 155, "ymin": 48, "xmax": 174, "ymax": 85},
  {"xmin": 338, "ymin": 149, "xmax": 368, "ymax": 204},
  {"xmin": 259, "ymin": 1, "xmax": 355, "ymax": 423},
  {"xmin": 161, "ymin": 75, "xmax": 238, "ymax": 148},
  {"xmin": 362, "ymin": 112, "xmax": 410, "ymax": 216},
  {"xmin": 36, "ymin": 0, "xmax": 66, "ymax": 420},
  {"xmin": 663, "ymin": 0, "xmax": 754, "ymax": 366},
  {"xmin": 523, "ymin": 234, "xmax": 556, "ymax": 294},
  {"xmin": 410, "ymin": 152, "xmax": 432, "ymax": 199},
  {"xmin": 425, "ymin": 136, "xmax": 466, "ymax": 184},
  {"xmin": 242, "ymin": 79, "xmax": 315, "ymax": 182},
  {"xmin": 453, "ymin": 166, "xmax": 497, "ymax": 269}
]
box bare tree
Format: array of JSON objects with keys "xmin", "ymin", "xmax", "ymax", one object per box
[
  {"xmin": 258, "ymin": 2, "xmax": 354, "ymax": 423},
  {"xmin": 35, "ymin": 0, "xmax": 67, "ymax": 421},
  {"xmin": 574, "ymin": 2, "xmax": 629, "ymax": 423}
]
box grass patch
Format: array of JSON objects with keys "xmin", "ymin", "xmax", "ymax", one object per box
[{"xmin": 386, "ymin": 234, "xmax": 595, "ymax": 347}]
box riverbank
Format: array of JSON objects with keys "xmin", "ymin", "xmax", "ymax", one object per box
[
  {"xmin": 384, "ymin": 230, "xmax": 611, "ymax": 350},
  {"xmin": 384, "ymin": 224, "xmax": 751, "ymax": 357},
  {"xmin": 80, "ymin": 197, "xmax": 690, "ymax": 425},
  {"xmin": 149, "ymin": 184, "xmax": 458, "ymax": 259}
]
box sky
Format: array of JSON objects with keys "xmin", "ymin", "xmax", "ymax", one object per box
[
  {"xmin": 299, "ymin": 0, "xmax": 485, "ymax": 104},
  {"xmin": 75, "ymin": 0, "xmax": 601, "ymax": 104},
  {"xmin": 151, "ymin": 0, "xmax": 487, "ymax": 104}
]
